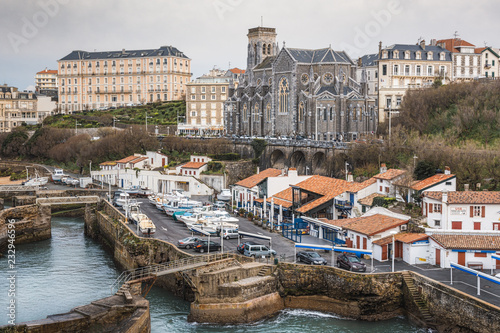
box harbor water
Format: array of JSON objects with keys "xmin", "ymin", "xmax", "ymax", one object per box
[{"xmin": 0, "ymin": 216, "xmax": 425, "ymax": 332}]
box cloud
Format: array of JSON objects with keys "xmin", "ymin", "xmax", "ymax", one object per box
[{"xmin": 0, "ymin": 0, "xmax": 499, "ymax": 90}]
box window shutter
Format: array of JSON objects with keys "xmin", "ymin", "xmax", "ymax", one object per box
[
  {"xmin": 470, "ymin": 206, "xmax": 473, "ymax": 218},
  {"xmin": 429, "ymin": 203, "xmax": 433, "ymax": 213},
  {"xmin": 481, "ymin": 206, "xmax": 485, "ymax": 218}
]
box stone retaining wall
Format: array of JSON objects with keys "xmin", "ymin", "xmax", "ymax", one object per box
[{"xmin": 411, "ymin": 271, "xmax": 500, "ymax": 333}]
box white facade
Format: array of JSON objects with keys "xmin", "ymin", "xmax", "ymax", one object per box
[
  {"xmin": 265, "ymin": 169, "xmax": 311, "ymax": 198},
  {"xmin": 423, "ymin": 191, "xmax": 500, "ymax": 231},
  {"xmin": 478, "ymin": 48, "xmax": 500, "ymax": 78},
  {"xmin": 36, "ymin": 95, "xmax": 57, "ymax": 120}
]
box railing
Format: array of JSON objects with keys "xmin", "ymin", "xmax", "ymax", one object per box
[
  {"xmin": 0, "ymin": 185, "xmax": 39, "ymax": 191},
  {"xmin": 36, "ymin": 196, "xmax": 100, "ymax": 205},
  {"xmin": 110, "ymin": 252, "xmax": 238, "ymax": 294}
]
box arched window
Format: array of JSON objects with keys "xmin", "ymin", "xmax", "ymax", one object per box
[
  {"xmin": 278, "ymin": 77, "xmax": 289, "ymax": 114},
  {"xmin": 298, "ymin": 102, "xmax": 304, "ymax": 122},
  {"xmin": 267, "ymin": 44, "xmax": 271, "ymax": 55},
  {"xmin": 254, "ymin": 104, "xmax": 259, "ymax": 122},
  {"xmin": 243, "ymin": 104, "xmax": 248, "ymax": 121},
  {"xmin": 266, "ymin": 103, "xmax": 271, "ymax": 121}
]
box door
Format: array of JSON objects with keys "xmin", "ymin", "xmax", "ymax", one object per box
[
  {"xmin": 436, "ymin": 248, "xmax": 441, "ymax": 266},
  {"xmin": 363, "ymin": 237, "xmax": 367, "ymax": 250},
  {"xmin": 356, "ymin": 235, "xmax": 360, "ymax": 249},
  {"xmin": 458, "ymin": 252, "xmax": 466, "ymax": 266},
  {"xmin": 382, "ymin": 245, "xmax": 388, "ymax": 260},
  {"xmin": 496, "ymin": 253, "xmax": 500, "ymax": 269},
  {"xmin": 396, "ymin": 242, "xmax": 403, "ymax": 258},
  {"xmin": 346, "ymin": 238, "xmax": 353, "ymax": 248}
]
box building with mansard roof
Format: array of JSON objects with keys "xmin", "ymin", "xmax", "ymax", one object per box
[{"xmin": 224, "ymin": 27, "xmax": 377, "ymax": 141}]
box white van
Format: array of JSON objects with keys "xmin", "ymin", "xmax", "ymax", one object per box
[{"xmin": 222, "ymin": 228, "xmax": 239, "ymax": 240}]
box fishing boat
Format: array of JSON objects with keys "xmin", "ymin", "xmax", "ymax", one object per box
[
  {"xmin": 163, "ymin": 198, "xmax": 203, "ymax": 217},
  {"xmin": 139, "ymin": 219, "xmax": 156, "ymax": 236},
  {"xmin": 113, "ymin": 192, "xmax": 130, "ymax": 207},
  {"xmin": 217, "ymin": 189, "xmax": 231, "ymax": 201},
  {"xmin": 51, "ymin": 168, "xmax": 67, "ymax": 182}
]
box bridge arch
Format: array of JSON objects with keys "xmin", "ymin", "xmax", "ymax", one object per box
[
  {"xmin": 312, "ymin": 152, "xmax": 327, "ymax": 175},
  {"xmin": 270, "ymin": 149, "xmax": 286, "ymax": 169},
  {"xmin": 290, "ymin": 151, "xmax": 306, "ymax": 175}
]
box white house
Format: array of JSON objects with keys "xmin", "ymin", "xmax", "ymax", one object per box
[
  {"xmin": 178, "ymin": 162, "xmax": 208, "ymax": 178},
  {"xmin": 374, "ymin": 164, "xmax": 406, "ymax": 197},
  {"xmin": 232, "ymin": 168, "xmax": 283, "ymax": 207},
  {"xmin": 263, "ymin": 168, "xmax": 312, "ymax": 198},
  {"xmin": 422, "ymin": 190, "xmax": 500, "ymax": 230},
  {"xmin": 373, "ymin": 233, "xmax": 429, "ymax": 264},
  {"xmin": 427, "ymin": 230, "xmax": 500, "ymax": 269},
  {"xmin": 400, "ymin": 166, "xmax": 456, "ymax": 204}
]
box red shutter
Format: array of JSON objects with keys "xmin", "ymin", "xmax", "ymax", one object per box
[
  {"xmin": 452, "ymin": 221, "xmax": 462, "ymax": 230},
  {"xmin": 474, "ymin": 222, "xmax": 481, "ymax": 230},
  {"xmin": 470, "ymin": 206, "xmax": 474, "ymax": 217},
  {"xmin": 481, "ymin": 206, "xmax": 485, "ymax": 218},
  {"xmin": 429, "ymin": 203, "xmax": 433, "ymax": 213}
]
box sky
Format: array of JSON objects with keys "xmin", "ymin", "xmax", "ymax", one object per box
[{"xmin": 1, "ymin": 0, "xmax": 499, "ymax": 91}]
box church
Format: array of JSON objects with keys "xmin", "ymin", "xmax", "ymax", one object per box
[{"xmin": 224, "ymin": 27, "xmax": 378, "ymax": 141}]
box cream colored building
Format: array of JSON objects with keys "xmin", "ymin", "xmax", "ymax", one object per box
[
  {"xmin": 179, "ymin": 68, "xmax": 231, "ymax": 136},
  {"xmin": 57, "ymin": 46, "xmax": 191, "ymax": 113},
  {"xmin": 35, "ymin": 69, "xmax": 58, "ymax": 92},
  {"xmin": 475, "ymin": 47, "xmax": 500, "ymax": 79},
  {"xmin": 0, "ymin": 85, "xmax": 37, "ymax": 132},
  {"xmin": 436, "ymin": 38, "xmax": 481, "ymax": 82},
  {"xmin": 378, "ymin": 40, "xmax": 452, "ymax": 122}
]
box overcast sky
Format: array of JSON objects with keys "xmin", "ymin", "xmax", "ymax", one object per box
[{"xmin": 1, "ymin": 0, "xmax": 499, "ymax": 90}]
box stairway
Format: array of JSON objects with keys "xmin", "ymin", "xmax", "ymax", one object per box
[
  {"xmin": 257, "ymin": 265, "xmax": 272, "ymax": 277},
  {"xmin": 402, "ymin": 271, "xmax": 436, "ymax": 329}
]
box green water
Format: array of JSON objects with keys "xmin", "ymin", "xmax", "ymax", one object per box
[{"xmin": 0, "ymin": 217, "xmax": 424, "ymax": 332}]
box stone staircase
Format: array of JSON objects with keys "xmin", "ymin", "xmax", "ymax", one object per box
[
  {"xmin": 257, "ymin": 265, "xmax": 273, "ymax": 277},
  {"xmin": 402, "ymin": 271, "xmax": 436, "ymax": 329}
]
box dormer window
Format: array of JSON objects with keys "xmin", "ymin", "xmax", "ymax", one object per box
[
  {"xmin": 405, "ymin": 51, "xmax": 410, "ymax": 60},
  {"xmin": 393, "ymin": 51, "xmax": 399, "ymax": 59},
  {"xmin": 427, "ymin": 51, "xmax": 433, "ymax": 60},
  {"xmin": 382, "ymin": 51, "xmax": 388, "ymax": 59},
  {"xmin": 416, "ymin": 51, "xmax": 421, "ymax": 60},
  {"xmin": 440, "ymin": 52, "xmax": 445, "ymax": 61}
]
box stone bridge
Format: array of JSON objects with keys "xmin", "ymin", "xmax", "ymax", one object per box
[{"xmin": 260, "ymin": 143, "xmax": 348, "ymax": 176}]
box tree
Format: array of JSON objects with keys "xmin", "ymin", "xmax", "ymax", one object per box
[{"xmin": 414, "ymin": 160, "xmax": 437, "ymax": 180}]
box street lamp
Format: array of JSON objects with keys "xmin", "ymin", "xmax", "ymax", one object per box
[{"xmin": 390, "ymin": 230, "xmax": 397, "ymax": 272}]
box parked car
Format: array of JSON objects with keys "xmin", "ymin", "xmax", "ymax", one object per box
[
  {"xmin": 237, "ymin": 241, "xmax": 258, "ymax": 254},
  {"xmin": 336, "ymin": 253, "xmax": 366, "ymax": 272},
  {"xmin": 296, "ymin": 251, "xmax": 327, "ymax": 265},
  {"xmin": 177, "ymin": 236, "xmax": 203, "ymax": 249},
  {"xmin": 222, "ymin": 228, "xmax": 240, "ymax": 240},
  {"xmin": 243, "ymin": 244, "xmax": 276, "ymax": 257},
  {"xmin": 193, "ymin": 240, "xmax": 221, "ymax": 253}
]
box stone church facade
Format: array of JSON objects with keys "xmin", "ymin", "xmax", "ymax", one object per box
[{"xmin": 224, "ymin": 27, "xmax": 378, "ymax": 141}]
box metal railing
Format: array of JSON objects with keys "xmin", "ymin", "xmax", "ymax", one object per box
[
  {"xmin": 110, "ymin": 252, "xmax": 238, "ymax": 294},
  {"xmin": 36, "ymin": 196, "xmax": 100, "ymax": 205},
  {"xmin": 0, "ymin": 185, "xmax": 39, "ymax": 192}
]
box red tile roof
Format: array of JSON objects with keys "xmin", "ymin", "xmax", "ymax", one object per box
[
  {"xmin": 129, "ymin": 157, "xmax": 147, "ymax": 165},
  {"xmin": 294, "ymin": 176, "xmax": 353, "ymax": 213},
  {"xmin": 320, "ymin": 214, "xmax": 408, "ymax": 236},
  {"xmin": 411, "ymin": 173, "xmax": 455, "ymax": 191},
  {"xmin": 437, "ymin": 39, "xmax": 476, "ymax": 53},
  {"xmin": 424, "ymin": 191, "xmax": 500, "ymax": 204},
  {"xmin": 37, "ymin": 69, "xmax": 58, "ymax": 74},
  {"xmin": 374, "ymin": 169, "xmax": 406, "ymax": 180},
  {"xmin": 229, "ymin": 68, "xmax": 245, "ymax": 74},
  {"xmin": 235, "ymin": 168, "xmax": 282, "ymax": 189},
  {"xmin": 181, "ymin": 162, "xmax": 207, "ymax": 169},
  {"xmin": 255, "ymin": 197, "xmax": 292, "ymax": 208},
  {"xmin": 373, "ymin": 233, "xmax": 428, "ymax": 246},
  {"xmin": 348, "ymin": 177, "xmax": 377, "ymax": 192},
  {"xmin": 99, "ymin": 161, "xmax": 117, "ymax": 166},
  {"xmin": 430, "ymin": 233, "xmax": 500, "ymax": 250},
  {"xmin": 116, "ymin": 155, "xmax": 143, "ymax": 164},
  {"xmin": 358, "ymin": 193, "xmax": 385, "ymax": 206}
]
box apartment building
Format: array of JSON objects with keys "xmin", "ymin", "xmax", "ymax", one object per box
[
  {"xmin": 357, "ymin": 54, "xmax": 378, "ymax": 102},
  {"xmin": 0, "ymin": 85, "xmax": 37, "ymax": 132},
  {"xmin": 436, "ymin": 38, "xmax": 481, "ymax": 82},
  {"xmin": 57, "ymin": 46, "xmax": 191, "ymax": 113},
  {"xmin": 378, "ymin": 40, "xmax": 452, "ymax": 122},
  {"xmin": 180, "ymin": 68, "xmax": 233, "ymax": 136},
  {"xmin": 35, "ymin": 68, "xmax": 58, "ymax": 93}
]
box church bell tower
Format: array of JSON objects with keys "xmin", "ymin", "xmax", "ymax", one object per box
[{"xmin": 247, "ymin": 27, "xmax": 278, "ymax": 70}]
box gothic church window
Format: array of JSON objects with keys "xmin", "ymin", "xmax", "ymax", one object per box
[
  {"xmin": 278, "ymin": 77, "xmax": 289, "ymax": 114},
  {"xmin": 301, "ymin": 74, "xmax": 309, "ymax": 85},
  {"xmin": 254, "ymin": 104, "xmax": 260, "ymax": 122},
  {"xmin": 266, "ymin": 103, "xmax": 271, "ymax": 121},
  {"xmin": 323, "ymin": 73, "xmax": 333, "ymax": 84},
  {"xmin": 298, "ymin": 102, "xmax": 304, "ymax": 122},
  {"xmin": 243, "ymin": 104, "xmax": 248, "ymax": 121}
]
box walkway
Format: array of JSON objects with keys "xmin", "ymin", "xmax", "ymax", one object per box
[{"xmin": 36, "ymin": 196, "xmax": 100, "ymax": 205}]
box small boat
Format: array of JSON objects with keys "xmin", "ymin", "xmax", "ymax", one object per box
[
  {"xmin": 51, "ymin": 168, "xmax": 67, "ymax": 182},
  {"xmin": 217, "ymin": 189, "xmax": 231, "ymax": 201},
  {"xmin": 139, "ymin": 219, "xmax": 156, "ymax": 236},
  {"xmin": 113, "ymin": 192, "xmax": 130, "ymax": 207},
  {"xmin": 163, "ymin": 199, "xmax": 203, "ymax": 217}
]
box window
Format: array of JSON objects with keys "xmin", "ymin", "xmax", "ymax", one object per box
[
  {"xmin": 474, "ymin": 222, "xmax": 481, "ymax": 230},
  {"xmin": 474, "ymin": 252, "xmax": 487, "ymax": 258},
  {"xmin": 201, "ymin": 95, "xmax": 206, "ymax": 100},
  {"xmin": 278, "ymin": 77, "xmax": 289, "ymax": 114},
  {"xmin": 472, "ymin": 206, "xmax": 482, "ymax": 217},
  {"xmin": 211, "ymin": 87, "xmax": 216, "ymax": 93},
  {"xmin": 493, "ymin": 223, "xmax": 500, "ymax": 231},
  {"xmin": 191, "ymin": 87, "xmax": 195, "ymax": 93},
  {"xmin": 266, "ymin": 103, "xmax": 271, "ymax": 121},
  {"xmin": 427, "ymin": 66, "xmax": 433, "ymax": 76},
  {"xmin": 434, "ymin": 220, "xmax": 441, "ymax": 227},
  {"xmin": 382, "ymin": 65, "xmax": 387, "ymax": 76},
  {"xmin": 385, "ymin": 187, "xmax": 389, "ymax": 193},
  {"xmin": 211, "ymin": 95, "xmax": 216, "ymax": 100},
  {"xmin": 433, "ymin": 204, "xmax": 441, "ymax": 213},
  {"xmin": 393, "ymin": 65, "xmax": 398, "ymax": 75},
  {"xmin": 405, "ymin": 65, "xmax": 410, "ymax": 76},
  {"xmin": 396, "ymin": 96, "xmax": 402, "ymax": 106},
  {"xmin": 201, "ymin": 87, "xmax": 206, "ymax": 93},
  {"xmin": 298, "ymin": 102, "xmax": 304, "ymax": 122},
  {"xmin": 191, "ymin": 95, "xmax": 195, "ymax": 100},
  {"xmin": 451, "ymin": 221, "xmax": 462, "ymax": 230},
  {"xmin": 386, "ymin": 97, "xmax": 392, "ymax": 109},
  {"xmin": 221, "ymin": 87, "xmax": 226, "ymax": 93},
  {"xmin": 416, "ymin": 65, "xmax": 421, "ymax": 76}
]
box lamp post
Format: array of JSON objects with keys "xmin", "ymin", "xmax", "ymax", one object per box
[
  {"xmin": 390, "ymin": 230, "xmax": 397, "ymax": 272},
  {"xmin": 75, "ymin": 121, "xmax": 81, "ymax": 135}
]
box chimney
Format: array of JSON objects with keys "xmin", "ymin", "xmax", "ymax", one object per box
[
  {"xmin": 442, "ymin": 190, "xmax": 448, "ymax": 204},
  {"xmin": 420, "ymin": 39, "xmax": 426, "ymax": 50},
  {"xmin": 430, "ymin": 39, "xmax": 437, "ymax": 46},
  {"xmin": 288, "ymin": 168, "xmax": 298, "ymax": 178},
  {"xmin": 379, "ymin": 41, "xmax": 382, "ymax": 55},
  {"xmin": 464, "ymin": 184, "xmax": 469, "ymax": 191},
  {"xmin": 347, "ymin": 172, "xmax": 353, "ymax": 182},
  {"xmin": 256, "ymin": 166, "xmax": 260, "ymax": 174},
  {"xmin": 380, "ymin": 163, "xmax": 387, "ymax": 174},
  {"xmin": 444, "ymin": 166, "xmax": 450, "ymax": 175},
  {"xmin": 358, "ymin": 58, "xmax": 362, "ymax": 67}
]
